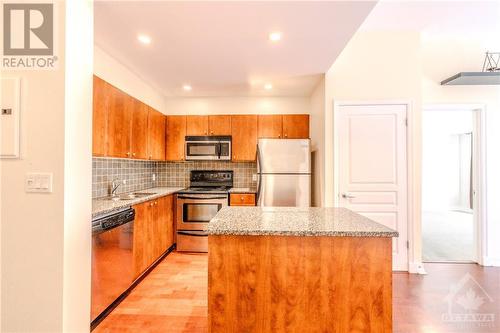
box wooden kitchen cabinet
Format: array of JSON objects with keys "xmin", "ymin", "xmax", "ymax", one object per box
[
  {"xmin": 257, "ymin": 115, "xmax": 283, "ymax": 138},
  {"xmin": 186, "ymin": 115, "xmax": 209, "ymax": 136},
  {"xmin": 230, "ymin": 193, "xmax": 256, "ymax": 206},
  {"xmin": 133, "ymin": 195, "xmax": 174, "ymax": 278},
  {"xmin": 166, "ymin": 115, "xmax": 187, "ymax": 161},
  {"xmin": 282, "ymin": 114, "xmax": 309, "ymax": 139},
  {"xmin": 231, "ymin": 115, "xmax": 258, "ymax": 161},
  {"xmin": 133, "ymin": 200, "xmax": 153, "ymax": 277},
  {"xmin": 107, "ymin": 85, "xmax": 132, "ymax": 158},
  {"xmin": 208, "ymin": 115, "xmax": 231, "ymax": 135},
  {"xmin": 130, "ymin": 100, "xmax": 149, "ymax": 159},
  {"xmin": 147, "ymin": 108, "xmax": 166, "ymax": 160},
  {"xmin": 92, "ymin": 76, "xmax": 109, "ymax": 156}
]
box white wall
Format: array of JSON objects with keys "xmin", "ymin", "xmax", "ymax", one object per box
[
  {"xmin": 421, "ymin": 37, "xmax": 500, "ymax": 266},
  {"xmin": 309, "ymin": 77, "xmax": 325, "ymax": 207},
  {"xmin": 323, "ymin": 31, "xmax": 423, "ymax": 269},
  {"xmin": 164, "ymin": 96, "xmax": 310, "ymax": 115},
  {"xmin": 1, "ymin": 1, "xmax": 93, "ymax": 331},
  {"xmin": 94, "ymin": 46, "xmax": 167, "ymax": 114},
  {"xmin": 422, "ymin": 111, "xmax": 473, "ymax": 211}
]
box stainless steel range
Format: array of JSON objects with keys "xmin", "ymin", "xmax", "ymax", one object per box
[{"xmin": 176, "ymin": 170, "xmax": 233, "ymax": 252}]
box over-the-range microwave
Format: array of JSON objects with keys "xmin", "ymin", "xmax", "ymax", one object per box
[{"xmin": 185, "ymin": 136, "xmax": 231, "ymax": 161}]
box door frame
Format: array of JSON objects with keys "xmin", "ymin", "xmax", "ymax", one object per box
[
  {"xmin": 422, "ymin": 103, "xmax": 487, "ymax": 265},
  {"xmin": 333, "ymin": 100, "xmax": 414, "ymax": 272}
]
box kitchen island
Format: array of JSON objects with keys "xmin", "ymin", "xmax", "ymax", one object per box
[{"xmin": 207, "ymin": 207, "xmax": 398, "ymax": 333}]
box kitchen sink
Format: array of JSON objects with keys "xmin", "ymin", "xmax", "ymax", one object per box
[{"xmin": 102, "ymin": 192, "xmax": 157, "ymax": 201}]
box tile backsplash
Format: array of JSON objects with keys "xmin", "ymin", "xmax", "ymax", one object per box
[
  {"xmin": 92, "ymin": 158, "xmax": 257, "ymax": 198},
  {"xmin": 158, "ymin": 161, "xmax": 257, "ymax": 188},
  {"xmin": 92, "ymin": 158, "xmax": 160, "ymax": 198}
]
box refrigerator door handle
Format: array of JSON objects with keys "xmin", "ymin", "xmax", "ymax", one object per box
[{"xmin": 256, "ymin": 144, "xmax": 263, "ymax": 205}]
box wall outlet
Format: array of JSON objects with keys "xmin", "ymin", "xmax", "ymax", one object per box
[
  {"xmin": 252, "ymin": 174, "xmax": 257, "ymax": 181},
  {"xmin": 152, "ymin": 173, "xmax": 156, "ymax": 181}
]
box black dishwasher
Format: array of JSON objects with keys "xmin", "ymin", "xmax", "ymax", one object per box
[{"xmin": 91, "ymin": 207, "xmax": 135, "ymax": 324}]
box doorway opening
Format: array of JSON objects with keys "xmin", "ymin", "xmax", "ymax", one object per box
[{"xmin": 422, "ymin": 108, "xmax": 482, "ymax": 263}]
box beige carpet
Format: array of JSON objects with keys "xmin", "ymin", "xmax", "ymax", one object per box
[{"xmin": 422, "ymin": 210, "xmax": 474, "ymax": 262}]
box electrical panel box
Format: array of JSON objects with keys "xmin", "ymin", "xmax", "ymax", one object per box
[{"xmin": 1, "ymin": 77, "xmax": 21, "ymax": 158}]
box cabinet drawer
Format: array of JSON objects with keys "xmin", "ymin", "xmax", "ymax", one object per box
[{"xmin": 230, "ymin": 193, "xmax": 256, "ymax": 206}]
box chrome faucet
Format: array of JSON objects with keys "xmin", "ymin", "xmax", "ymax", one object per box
[{"xmin": 111, "ymin": 178, "xmax": 122, "ymax": 196}]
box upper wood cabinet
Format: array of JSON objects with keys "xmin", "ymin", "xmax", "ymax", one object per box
[
  {"xmin": 186, "ymin": 115, "xmax": 231, "ymax": 136},
  {"xmin": 130, "ymin": 100, "xmax": 149, "ymax": 159},
  {"xmin": 147, "ymin": 108, "xmax": 166, "ymax": 161},
  {"xmin": 107, "ymin": 85, "xmax": 132, "ymax": 158},
  {"xmin": 186, "ymin": 115, "xmax": 209, "ymax": 136},
  {"xmin": 231, "ymin": 115, "xmax": 257, "ymax": 161},
  {"xmin": 282, "ymin": 115, "xmax": 309, "ymax": 139},
  {"xmin": 258, "ymin": 115, "xmax": 283, "ymax": 138},
  {"xmin": 92, "ymin": 76, "xmax": 165, "ymax": 160},
  {"xmin": 92, "ymin": 76, "xmax": 109, "ymax": 156},
  {"xmin": 208, "ymin": 115, "xmax": 231, "ymax": 135},
  {"xmin": 166, "ymin": 116, "xmax": 187, "ymax": 161}
]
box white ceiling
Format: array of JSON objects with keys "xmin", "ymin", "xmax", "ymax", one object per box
[
  {"xmin": 361, "ymin": 0, "xmax": 500, "ymax": 48},
  {"xmin": 94, "ymin": 1, "xmax": 377, "ymax": 97}
]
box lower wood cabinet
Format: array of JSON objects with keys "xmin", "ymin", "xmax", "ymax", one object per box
[
  {"xmin": 229, "ymin": 193, "xmax": 256, "ymax": 206},
  {"xmin": 133, "ymin": 195, "xmax": 174, "ymax": 278}
]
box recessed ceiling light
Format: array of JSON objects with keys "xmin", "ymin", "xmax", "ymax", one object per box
[
  {"xmin": 183, "ymin": 84, "xmax": 192, "ymax": 91},
  {"xmin": 138, "ymin": 34, "xmax": 152, "ymax": 45},
  {"xmin": 269, "ymin": 31, "xmax": 282, "ymax": 42},
  {"xmin": 264, "ymin": 83, "xmax": 273, "ymax": 90}
]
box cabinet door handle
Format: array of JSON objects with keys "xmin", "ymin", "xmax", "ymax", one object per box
[
  {"xmin": 126, "ymin": 152, "xmax": 131, "ymax": 157},
  {"xmin": 132, "ymin": 152, "xmax": 136, "ymax": 157}
]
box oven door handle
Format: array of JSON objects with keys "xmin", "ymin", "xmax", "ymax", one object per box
[
  {"xmin": 177, "ymin": 195, "xmax": 228, "ymax": 200},
  {"xmin": 178, "ymin": 230, "xmax": 209, "ymax": 237}
]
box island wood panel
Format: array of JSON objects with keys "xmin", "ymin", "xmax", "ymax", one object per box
[
  {"xmin": 92, "ymin": 76, "xmax": 109, "ymax": 156},
  {"xmin": 130, "ymin": 100, "xmax": 149, "ymax": 159},
  {"xmin": 166, "ymin": 116, "xmax": 187, "ymax": 161},
  {"xmin": 231, "ymin": 115, "xmax": 257, "ymax": 161},
  {"xmin": 257, "ymin": 115, "xmax": 283, "ymax": 138},
  {"xmin": 208, "ymin": 115, "xmax": 231, "ymax": 135},
  {"xmin": 282, "ymin": 114, "xmax": 309, "ymax": 139},
  {"xmin": 186, "ymin": 115, "xmax": 209, "ymax": 136},
  {"xmin": 107, "ymin": 85, "xmax": 132, "ymax": 158},
  {"xmin": 208, "ymin": 235, "xmax": 392, "ymax": 333},
  {"xmin": 147, "ymin": 108, "xmax": 166, "ymax": 160}
]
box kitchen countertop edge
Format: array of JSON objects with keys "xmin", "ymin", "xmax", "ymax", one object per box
[
  {"xmin": 92, "ymin": 187, "xmax": 185, "ymax": 218},
  {"xmin": 207, "ymin": 207, "xmax": 399, "ymax": 238}
]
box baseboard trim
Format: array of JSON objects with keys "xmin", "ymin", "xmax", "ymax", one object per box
[
  {"xmin": 482, "ymin": 257, "xmax": 500, "ymax": 267},
  {"xmin": 408, "ymin": 262, "xmax": 427, "ymax": 274}
]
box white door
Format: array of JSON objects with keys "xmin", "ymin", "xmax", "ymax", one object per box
[{"xmin": 337, "ymin": 103, "xmax": 408, "ymax": 271}]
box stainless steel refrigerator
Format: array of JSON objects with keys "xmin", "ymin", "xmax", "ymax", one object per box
[{"xmin": 257, "ymin": 139, "xmax": 311, "ymax": 207}]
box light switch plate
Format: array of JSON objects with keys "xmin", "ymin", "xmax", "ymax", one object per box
[{"xmin": 26, "ymin": 173, "xmax": 53, "ymax": 193}]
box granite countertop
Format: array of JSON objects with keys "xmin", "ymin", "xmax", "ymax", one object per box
[
  {"xmin": 228, "ymin": 187, "xmax": 257, "ymax": 194},
  {"xmin": 207, "ymin": 207, "xmax": 398, "ymax": 237},
  {"xmin": 92, "ymin": 187, "xmax": 185, "ymax": 218}
]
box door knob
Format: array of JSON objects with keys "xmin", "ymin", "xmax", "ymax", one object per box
[{"xmin": 342, "ymin": 193, "xmax": 356, "ymax": 199}]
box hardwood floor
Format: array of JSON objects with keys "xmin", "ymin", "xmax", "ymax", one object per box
[{"xmin": 94, "ymin": 252, "xmax": 499, "ymax": 333}]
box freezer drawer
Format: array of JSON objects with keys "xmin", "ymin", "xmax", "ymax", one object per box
[{"xmin": 258, "ymin": 174, "xmax": 311, "ymax": 207}]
